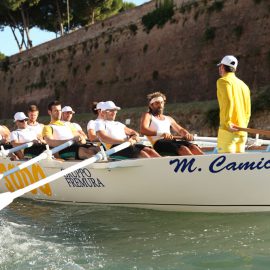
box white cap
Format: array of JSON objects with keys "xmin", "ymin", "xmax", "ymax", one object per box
[
  {"xmin": 95, "ymin": 101, "xmax": 105, "ymax": 110},
  {"xmin": 14, "ymin": 112, "xmax": 28, "ymax": 122},
  {"xmin": 217, "ymin": 55, "xmax": 238, "ymax": 69},
  {"xmin": 101, "ymin": 101, "xmax": 121, "ymax": 111},
  {"xmin": 62, "ymin": 106, "xmax": 75, "ymax": 113}
]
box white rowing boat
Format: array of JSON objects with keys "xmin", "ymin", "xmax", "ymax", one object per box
[{"xmin": 0, "ymin": 144, "xmax": 270, "ymax": 212}]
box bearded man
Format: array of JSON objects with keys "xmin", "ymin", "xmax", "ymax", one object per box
[{"xmin": 140, "ymin": 91, "xmax": 203, "ymax": 156}]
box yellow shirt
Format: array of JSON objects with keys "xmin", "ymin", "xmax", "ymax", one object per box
[
  {"xmin": 42, "ymin": 120, "xmax": 77, "ymax": 139},
  {"xmin": 217, "ymin": 72, "xmax": 251, "ymax": 136}
]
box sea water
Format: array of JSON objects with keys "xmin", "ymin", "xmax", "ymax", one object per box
[{"xmin": 1, "ymin": 199, "xmax": 270, "ymax": 270}]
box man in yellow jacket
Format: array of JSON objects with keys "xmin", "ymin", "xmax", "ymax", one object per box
[{"xmin": 217, "ymin": 55, "xmax": 251, "ymax": 153}]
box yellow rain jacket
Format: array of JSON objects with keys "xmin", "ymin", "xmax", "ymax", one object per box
[{"xmin": 217, "ymin": 72, "xmax": 251, "ymax": 136}]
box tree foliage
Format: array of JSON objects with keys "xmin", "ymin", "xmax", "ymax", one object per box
[{"xmin": 0, "ymin": 0, "xmax": 137, "ymax": 52}]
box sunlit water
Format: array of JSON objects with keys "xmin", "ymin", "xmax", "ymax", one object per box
[{"xmin": 1, "ymin": 199, "xmax": 270, "ymax": 270}]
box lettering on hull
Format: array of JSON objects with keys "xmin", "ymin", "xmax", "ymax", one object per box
[
  {"xmin": 170, "ymin": 156, "xmax": 270, "ymax": 174},
  {"xmin": 63, "ymin": 168, "xmax": 105, "ymax": 188},
  {"xmin": 0, "ymin": 162, "xmax": 52, "ymax": 196}
]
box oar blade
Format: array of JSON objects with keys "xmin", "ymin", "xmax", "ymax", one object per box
[{"xmin": 0, "ymin": 192, "xmax": 15, "ymax": 211}]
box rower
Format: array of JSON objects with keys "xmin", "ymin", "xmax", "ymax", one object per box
[
  {"xmin": 61, "ymin": 106, "xmax": 87, "ymax": 139},
  {"xmin": 42, "ymin": 101, "xmax": 99, "ymax": 160},
  {"xmin": 0, "ymin": 125, "xmax": 10, "ymax": 145},
  {"xmin": 140, "ymin": 92, "xmax": 203, "ymax": 156},
  {"xmin": 87, "ymin": 101, "xmax": 104, "ymax": 142},
  {"xmin": 96, "ymin": 101, "xmax": 160, "ymax": 159},
  {"xmin": 27, "ymin": 104, "xmax": 44, "ymax": 138},
  {"xmin": 10, "ymin": 112, "xmax": 46, "ymax": 159}
]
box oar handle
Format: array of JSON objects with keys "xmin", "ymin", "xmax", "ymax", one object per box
[
  {"xmin": 236, "ymin": 127, "xmax": 270, "ymax": 137},
  {"xmin": 51, "ymin": 140, "xmax": 74, "ymax": 154},
  {"xmin": 1, "ymin": 142, "xmax": 34, "ymax": 157},
  {"xmin": 0, "ymin": 140, "xmax": 74, "ymax": 180}
]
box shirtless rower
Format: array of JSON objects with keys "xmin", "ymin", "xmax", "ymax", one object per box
[
  {"xmin": 43, "ymin": 101, "xmax": 99, "ymax": 160},
  {"xmin": 140, "ymin": 92, "xmax": 203, "ymax": 156},
  {"xmin": 96, "ymin": 101, "xmax": 160, "ymax": 159}
]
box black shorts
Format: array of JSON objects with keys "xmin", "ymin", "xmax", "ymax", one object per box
[
  {"xmin": 154, "ymin": 139, "xmax": 193, "ymax": 155},
  {"xmin": 110, "ymin": 144, "xmax": 145, "ymax": 159},
  {"xmin": 24, "ymin": 144, "xmax": 47, "ymax": 157},
  {"xmin": 0, "ymin": 143, "xmax": 12, "ymax": 150},
  {"xmin": 59, "ymin": 143, "xmax": 96, "ymax": 160}
]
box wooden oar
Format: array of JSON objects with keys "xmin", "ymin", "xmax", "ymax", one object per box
[
  {"xmin": 0, "ymin": 141, "xmax": 131, "ymax": 211},
  {"xmin": 0, "ymin": 140, "xmax": 74, "ymax": 180},
  {"xmin": 0, "ymin": 142, "xmax": 34, "ymax": 157},
  {"xmin": 235, "ymin": 127, "xmax": 270, "ymax": 137}
]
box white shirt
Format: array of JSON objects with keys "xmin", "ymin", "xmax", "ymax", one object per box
[
  {"xmin": 10, "ymin": 128, "xmax": 38, "ymax": 143},
  {"xmin": 63, "ymin": 121, "xmax": 82, "ymax": 131},
  {"xmin": 95, "ymin": 120, "xmax": 127, "ymax": 141},
  {"xmin": 28, "ymin": 123, "xmax": 44, "ymax": 136}
]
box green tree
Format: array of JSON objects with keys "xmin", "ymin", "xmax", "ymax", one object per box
[{"xmin": 0, "ymin": 0, "xmax": 40, "ymax": 50}]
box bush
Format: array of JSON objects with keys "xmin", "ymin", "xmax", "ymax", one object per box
[
  {"xmin": 204, "ymin": 27, "xmax": 216, "ymax": 41},
  {"xmin": 205, "ymin": 108, "xmax": 219, "ymax": 128},
  {"xmin": 129, "ymin": 24, "xmax": 138, "ymax": 35},
  {"xmin": 142, "ymin": 0, "xmax": 174, "ymax": 33},
  {"xmin": 0, "ymin": 52, "xmax": 5, "ymax": 61},
  {"xmin": 252, "ymin": 86, "xmax": 270, "ymax": 113},
  {"xmin": 152, "ymin": 70, "xmax": 159, "ymax": 80},
  {"xmin": 208, "ymin": 0, "xmax": 224, "ymax": 13},
  {"xmin": 233, "ymin": 25, "xmax": 243, "ymax": 39}
]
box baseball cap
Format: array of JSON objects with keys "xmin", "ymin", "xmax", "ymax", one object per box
[
  {"xmin": 101, "ymin": 101, "xmax": 121, "ymax": 111},
  {"xmin": 14, "ymin": 112, "xmax": 28, "ymax": 122},
  {"xmin": 62, "ymin": 106, "xmax": 75, "ymax": 113},
  {"xmin": 217, "ymin": 55, "xmax": 238, "ymax": 69},
  {"xmin": 95, "ymin": 101, "xmax": 105, "ymax": 110}
]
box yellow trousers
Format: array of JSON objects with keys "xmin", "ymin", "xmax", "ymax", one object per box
[{"xmin": 217, "ymin": 128, "xmax": 247, "ymax": 153}]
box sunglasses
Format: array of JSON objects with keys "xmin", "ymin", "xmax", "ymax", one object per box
[{"xmin": 18, "ymin": 119, "xmax": 27, "ymax": 123}]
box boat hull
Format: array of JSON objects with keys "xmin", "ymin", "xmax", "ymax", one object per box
[{"xmin": 0, "ymin": 152, "xmax": 270, "ymax": 212}]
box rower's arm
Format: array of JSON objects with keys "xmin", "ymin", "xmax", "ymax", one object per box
[
  {"xmin": 42, "ymin": 125, "xmax": 81, "ymax": 147},
  {"xmin": 96, "ymin": 130, "xmax": 130, "ymax": 144},
  {"xmin": 87, "ymin": 129, "xmax": 99, "ymax": 142},
  {"xmin": 170, "ymin": 117, "xmax": 193, "ymax": 141},
  {"xmin": 140, "ymin": 112, "xmax": 158, "ymax": 136}
]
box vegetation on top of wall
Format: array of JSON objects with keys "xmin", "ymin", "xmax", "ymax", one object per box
[
  {"xmin": 0, "ymin": 57, "xmax": 10, "ymax": 72},
  {"xmin": 0, "ymin": 52, "xmax": 6, "ymax": 61},
  {"xmin": 142, "ymin": 0, "xmax": 174, "ymax": 33}
]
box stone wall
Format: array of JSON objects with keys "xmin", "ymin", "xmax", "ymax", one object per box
[{"xmin": 0, "ymin": 0, "xmax": 270, "ymax": 118}]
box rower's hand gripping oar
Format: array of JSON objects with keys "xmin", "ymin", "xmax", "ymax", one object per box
[
  {"xmin": 0, "ymin": 140, "xmax": 74, "ymax": 180},
  {"xmin": 0, "ymin": 141, "xmax": 131, "ymax": 211},
  {"xmin": 0, "ymin": 142, "xmax": 34, "ymax": 158}
]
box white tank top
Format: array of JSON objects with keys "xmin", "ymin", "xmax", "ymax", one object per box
[
  {"xmin": 49, "ymin": 123, "xmax": 74, "ymax": 140},
  {"xmin": 148, "ymin": 115, "xmax": 171, "ymax": 144}
]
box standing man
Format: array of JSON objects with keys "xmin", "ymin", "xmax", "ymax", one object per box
[{"xmin": 216, "ymin": 55, "xmax": 251, "ymax": 153}]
